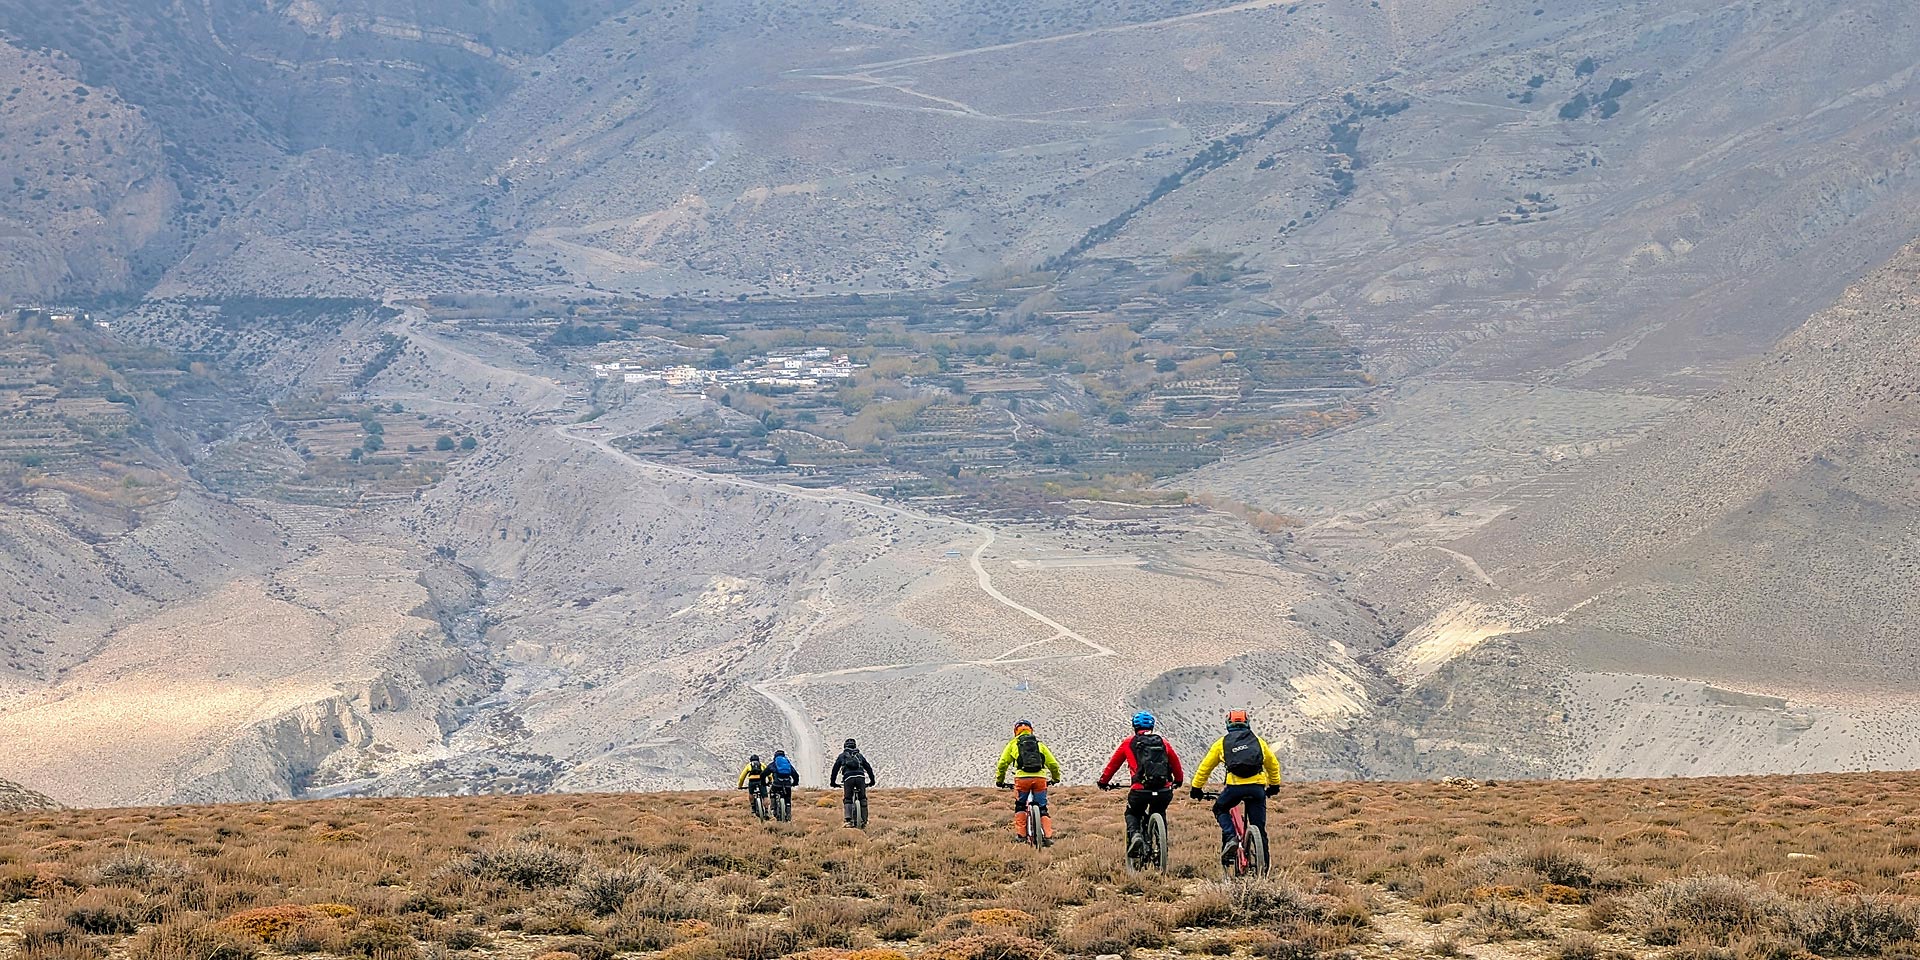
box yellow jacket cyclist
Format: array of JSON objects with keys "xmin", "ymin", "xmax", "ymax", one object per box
[
  {"xmin": 737, "ymin": 755, "xmax": 770, "ymax": 810},
  {"xmin": 1188, "ymin": 709, "xmax": 1282, "ymax": 862},
  {"xmin": 994, "ymin": 719, "xmax": 1063, "ymax": 844}
]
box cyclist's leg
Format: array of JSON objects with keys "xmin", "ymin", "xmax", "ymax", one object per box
[
  {"xmin": 1123, "ymin": 789, "xmax": 1148, "ymax": 842},
  {"xmin": 1210, "ymin": 789, "xmax": 1238, "ymax": 846},
  {"xmin": 1146, "ymin": 788, "xmax": 1171, "ymax": 841},
  {"xmin": 841, "ymin": 777, "xmax": 857, "ymax": 824},
  {"xmin": 855, "ymin": 779, "xmax": 869, "ymax": 823},
  {"xmin": 1012, "ymin": 782, "xmax": 1031, "ymax": 838},
  {"xmin": 1028, "ymin": 778, "xmax": 1052, "ymax": 838}
]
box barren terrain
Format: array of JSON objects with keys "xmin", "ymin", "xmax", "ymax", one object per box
[{"xmin": 8, "ymin": 774, "xmax": 1920, "ymax": 960}]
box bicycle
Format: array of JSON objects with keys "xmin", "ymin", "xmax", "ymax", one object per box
[
  {"xmin": 1196, "ymin": 791, "xmax": 1266, "ymax": 878},
  {"xmin": 840, "ymin": 775, "xmax": 870, "ymax": 829},
  {"xmin": 1129, "ymin": 808, "xmax": 1169, "ymax": 873},
  {"xmin": 1102, "ymin": 783, "xmax": 1170, "ymax": 873},
  {"xmin": 1000, "ymin": 782, "xmax": 1051, "ymax": 849},
  {"xmin": 744, "ymin": 784, "xmax": 770, "ymax": 822}
]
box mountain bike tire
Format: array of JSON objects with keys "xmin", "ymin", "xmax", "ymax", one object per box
[
  {"xmin": 1244, "ymin": 823, "xmax": 1268, "ymax": 876},
  {"xmin": 1146, "ymin": 812, "xmax": 1169, "ymax": 873}
]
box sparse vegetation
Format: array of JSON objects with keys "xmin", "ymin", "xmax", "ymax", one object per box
[{"xmin": 4, "ymin": 774, "xmax": 1920, "ymax": 960}]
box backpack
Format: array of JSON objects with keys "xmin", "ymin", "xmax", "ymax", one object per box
[
  {"xmin": 1222, "ymin": 727, "xmax": 1264, "ymax": 778},
  {"xmin": 1015, "ymin": 733, "xmax": 1045, "ymax": 773},
  {"xmin": 748, "ymin": 761, "xmax": 764, "ymax": 779},
  {"xmin": 1131, "ymin": 732, "xmax": 1172, "ymax": 789},
  {"xmin": 771, "ymin": 755, "xmax": 795, "ymax": 777},
  {"xmin": 839, "ymin": 750, "xmax": 867, "ymax": 781}
]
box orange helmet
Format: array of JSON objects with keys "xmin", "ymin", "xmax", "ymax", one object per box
[
  {"xmin": 1013, "ymin": 719, "xmax": 1033, "ymax": 734},
  {"xmin": 1226, "ymin": 709, "xmax": 1249, "ymax": 726}
]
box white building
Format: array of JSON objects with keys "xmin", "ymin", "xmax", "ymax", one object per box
[
  {"xmin": 591, "ymin": 358, "xmax": 645, "ymax": 378},
  {"xmin": 662, "ymin": 365, "xmax": 714, "ymax": 388}
]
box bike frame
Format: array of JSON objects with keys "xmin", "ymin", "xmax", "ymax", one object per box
[
  {"xmin": 1228, "ymin": 804, "xmax": 1251, "ymax": 872},
  {"xmin": 1199, "ymin": 790, "xmax": 1266, "ymax": 877}
]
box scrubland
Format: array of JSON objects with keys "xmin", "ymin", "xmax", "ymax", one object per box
[{"xmin": 6, "ymin": 774, "xmax": 1920, "ymax": 960}]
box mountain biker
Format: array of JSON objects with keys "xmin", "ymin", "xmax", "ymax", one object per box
[
  {"xmin": 829, "ymin": 738, "xmax": 877, "ymax": 827},
  {"xmin": 1096, "ymin": 711, "xmax": 1184, "ymax": 861},
  {"xmin": 766, "ymin": 749, "xmax": 799, "ymax": 816},
  {"xmin": 994, "ymin": 720, "xmax": 1062, "ymax": 846},
  {"xmin": 737, "ymin": 753, "xmax": 771, "ymax": 815},
  {"xmin": 1188, "ymin": 709, "xmax": 1282, "ymax": 865}
]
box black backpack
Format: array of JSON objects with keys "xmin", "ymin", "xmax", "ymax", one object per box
[
  {"xmin": 1223, "ymin": 727, "xmax": 1264, "ymax": 778},
  {"xmin": 1132, "ymin": 732, "xmax": 1172, "ymax": 789},
  {"xmin": 1015, "ymin": 733, "xmax": 1045, "ymax": 772}
]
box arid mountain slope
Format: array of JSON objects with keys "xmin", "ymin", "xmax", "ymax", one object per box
[
  {"xmin": 0, "ymin": 775, "xmax": 57, "ymax": 810},
  {"xmin": 1258, "ymin": 240, "xmax": 1920, "ymax": 779},
  {"xmin": 147, "ymin": 0, "xmax": 1920, "ymax": 392}
]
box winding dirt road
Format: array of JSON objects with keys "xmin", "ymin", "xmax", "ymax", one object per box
[{"xmin": 555, "ymin": 424, "xmax": 1112, "ymax": 785}]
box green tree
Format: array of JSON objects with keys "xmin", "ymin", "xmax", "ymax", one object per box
[
  {"xmin": 459, "ymin": 436, "xmax": 477, "ymax": 451},
  {"xmin": 436, "ymin": 435, "xmax": 456, "ymax": 451}
]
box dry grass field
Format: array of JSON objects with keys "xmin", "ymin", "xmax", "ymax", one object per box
[{"xmin": 6, "ymin": 775, "xmax": 1920, "ymax": 960}]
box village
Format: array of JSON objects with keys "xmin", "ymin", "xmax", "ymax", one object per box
[{"xmin": 590, "ymin": 345, "xmax": 865, "ymax": 391}]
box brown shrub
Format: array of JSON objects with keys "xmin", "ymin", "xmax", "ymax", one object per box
[
  {"xmin": 276, "ymin": 920, "xmax": 346, "ymax": 954},
  {"xmin": 65, "ymin": 888, "xmax": 163, "ymax": 934},
  {"xmin": 129, "ymin": 920, "xmax": 260, "ymax": 960},
  {"xmin": 568, "ymin": 863, "xmax": 654, "ymax": 916},
  {"xmin": 1542, "ymin": 883, "xmax": 1588, "ymax": 904},
  {"xmin": 1462, "ymin": 900, "xmax": 1547, "ymax": 943},
  {"xmin": 793, "ymin": 896, "xmax": 871, "ymax": 947},
  {"xmin": 1056, "ymin": 902, "xmax": 1174, "ymax": 954},
  {"xmin": 919, "ymin": 932, "xmax": 1055, "ymax": 960},
  {"xmin": 95, "ymin": 853, "xmax": 189, "ymax": 889},
  {"xmin": 215, "ymin": 905, "xmax": 322, "ymax": 943},
  {"xmin": 21, "ymin": 919, "xmax": 108, "ymax": 960},
  {"xmin": 442, "ymin": 842, "xmax": 582, "ymax": 888},
  {"xmin": 1604, "ymin": 876, "xmax": 1792, "ymax": 945},
  {"xmin": 344, "ymin": 917, "xmax": 420, "ymax": 960},
  {"xmin": 605, "ymin": 913, "xmax": 679, "ymax": 952},
  {"xmin": 710, "ymin": 925, "xmax": 797, "ymax": 960}
]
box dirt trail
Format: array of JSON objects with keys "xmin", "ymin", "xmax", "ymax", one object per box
[
  {"xmin": 809, "ymin": 0, "xmax": 1294, "ymax": 74},
  {"xmin": 379, "ymin": 307, "xmax": 1112, "ymax": 787},
  {"xmin": 554, "ymin": 424, "xmax": 1114, "ymax": 784}
]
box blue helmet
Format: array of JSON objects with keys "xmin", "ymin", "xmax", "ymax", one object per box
[{"xmin": 1131, "ymin": 711, "xmax": 1155, "ymax": 730}]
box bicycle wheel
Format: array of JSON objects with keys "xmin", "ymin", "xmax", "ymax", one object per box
[
  {"xmin": 775, "ymin": 792, "xmax": 791, "ymax": 822},
  {"xmin": 1224, "ymin": 806, "xmax": 1249, "ymax": 879},
  {"xmin": 1244, "ymin": 823, "xmax": 1268, "ymax": 876},
  {"xmin": 857, "ymin": 792, "xmax": 870, "ymax": 829},
  {"xmin": 1146, "ymin": 813, "xmax": 1169, "ymax": 873},
  {"xmin": 1027, "ymin": 807, "xmax": 1043, "ymax": 849}
]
